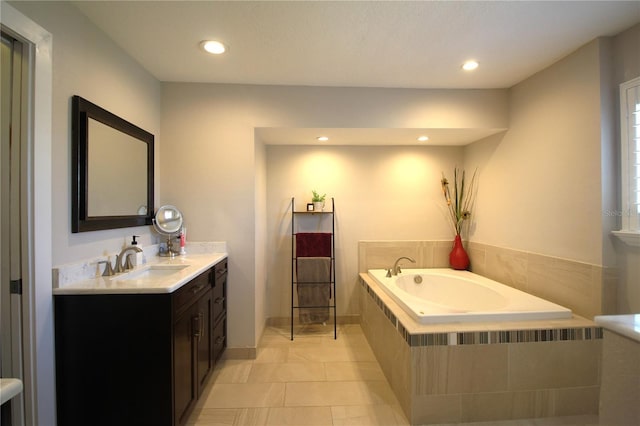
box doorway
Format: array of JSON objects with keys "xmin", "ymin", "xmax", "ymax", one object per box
[{"xmin": 1, "ymin": 29, "xmax": 27, "ymax": 426}]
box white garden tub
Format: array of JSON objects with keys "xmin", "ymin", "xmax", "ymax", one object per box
[{"xmin": 367, "ymin": 268, "xmax": 572, "ymax": 324}]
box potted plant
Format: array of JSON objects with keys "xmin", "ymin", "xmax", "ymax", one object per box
[
  {"xmin": 441, "ymin": 168, "xmax": 477, "ymax": 270},
  {"xmin": 311, "ymin": 190, "xmax": 326, "ymax": 212}
]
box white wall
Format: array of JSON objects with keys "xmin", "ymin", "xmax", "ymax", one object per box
[
  {"xmin": 466, "ymin": 29, "xmax": 640, "ymax": 313},
  {"xmin": 11, "ymin": 1, "xmax": 162, "ymax": 266},
  {"xmin": 160, "ymin": 83, "xmax": 508, "ymax": 348},
  {"xmin": 254, "ymin": 134, "xmax": 268, "ymax": 343},
  {"xmin": 465, "ymin": 39, "xmax": 606, "ymax": 266},
  {"xmin": 266, "ymin": 145, "xmax": 463, "ymax": 318}
]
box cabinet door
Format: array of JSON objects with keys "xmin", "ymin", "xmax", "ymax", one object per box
[
  {"xmin": 212, "ymin": 271, "xmax": 227, "ymax": 324},
  {"xmin": 173, "ymin": 306, "xmax": 197, "ymax": 426},
  {"xmin": 55, "ymin": 294, "xmax": 172, "ymax": 426},
  {"xmin": 196, "ymin": 289, "xmax": 213, "ymax": 396},
  {"xmin": 213, "ymin": 316, "xmax": 227, "ymax": 362}
]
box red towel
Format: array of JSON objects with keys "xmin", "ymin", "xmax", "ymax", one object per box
[{"xmin": 295, "ymin": 233, "xmax": 332, "ymax": 257}]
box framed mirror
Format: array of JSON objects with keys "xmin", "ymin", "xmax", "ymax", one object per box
[{"xmin": 72, "ymin": 95, "xmax": 154, "ymax": 232}]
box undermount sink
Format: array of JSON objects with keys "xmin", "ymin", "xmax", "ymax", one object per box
[{"xmin": 116, "ymin": 264, "xmax": 190, "ymax": 281}]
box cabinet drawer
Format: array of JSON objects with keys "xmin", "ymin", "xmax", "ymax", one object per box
[
  {"xmin": 214, "ymin": 259, "xmax": 228, "ymax": 280},
  {"xmin": 173, "ymin": 270, "xmax": 211, "ymax": 316},
  {"xmin": 213, "ymin": 317, "xmax": 226, "ymax": 361}
]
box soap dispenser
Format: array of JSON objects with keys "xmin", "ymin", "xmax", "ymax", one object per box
[{"xmin": 131, "ymin": 235, "xmax": 144, "ymax": 267}]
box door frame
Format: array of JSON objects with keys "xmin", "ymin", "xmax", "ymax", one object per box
[{"xmin": 1, "ymin": 3, "xmax": 53, "ymax": 425}]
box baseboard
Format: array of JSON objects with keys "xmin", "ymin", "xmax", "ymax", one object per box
[{"xmin": 223, "ymin": 346, "xmax": 257, "ymax": 360}]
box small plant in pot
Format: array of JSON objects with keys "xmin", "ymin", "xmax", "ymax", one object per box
[{"xmin": 311, "ymin": 190, "xmax": 326, "ymax": 211}]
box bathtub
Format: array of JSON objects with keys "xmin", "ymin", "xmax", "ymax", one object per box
[{"xmin": 367, "ymin": 268, "xmax": 572, "ymax": 324}]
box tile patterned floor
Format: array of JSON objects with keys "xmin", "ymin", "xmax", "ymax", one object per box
[{"xmin": 186, "ymin": 324, "xmax": 600, "ymax": 426}]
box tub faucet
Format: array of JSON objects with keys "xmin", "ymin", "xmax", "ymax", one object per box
[
  {"xmin": 390, "ymin": 256, "xmax": 416, "ymax": 276},
  {"xmin": 115, "ymin": 245, "xmax": 143, "ymax": 273}
]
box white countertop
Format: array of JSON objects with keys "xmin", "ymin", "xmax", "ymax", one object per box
[
  {"xmin": 595, "ymin": 314, "xmax": 640, "ymax": 343},
  {"xmin": 0, "ymin": 378, "xmax": 23, "ymax": 405},
  {"xmin": 52, "ymin": 252, "xmax": 227, "ymax": 295}
]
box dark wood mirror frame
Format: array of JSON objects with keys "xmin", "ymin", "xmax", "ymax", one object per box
[{"xmin": 71, "ymin": 95, "xmax": 154, "ymax": 233}]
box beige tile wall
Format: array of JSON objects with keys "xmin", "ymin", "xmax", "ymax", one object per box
[
  {"xmin": 469, "ymin": 241, "xmax": 617, "ymax": 318},
  {"xmin": 359, "ymin": 240, "xmax": 617, "ymax": 318},
  {"xmin": 359, "ymin": 280, "xmax": 412, "ymax": 417},
  {"xmin": 458, "ymin": 386, "xmax": 599, "ymax": 422},
  {"xmin": 357, "ymin": 240, "xmax": 451, "ymax": 272},
  {"xmin": 412, "ymin": 344, "xmax": 509, "ymax": 395},
  {"xmin": 507, "ymin": 340, "xmax": 601, "ymax": 390},
  {"xmin": 407, "ymin": 339, "xmax": 601, "ymax": 424},
  {"xmin": 599, "ymin": 330, "xmax": 640, "ymax": 425}
]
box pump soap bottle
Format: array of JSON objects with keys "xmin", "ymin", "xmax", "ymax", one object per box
[{"xmin": 131, "ymin": 235, "xmax": 144, "ymax": 267}]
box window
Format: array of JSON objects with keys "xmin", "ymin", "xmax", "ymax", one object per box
[{"xmin": 615, "ymin": 77, "xmax": 640, "ymax": 245}]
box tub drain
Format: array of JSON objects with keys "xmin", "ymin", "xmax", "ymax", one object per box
[{"xmin": 414, "ymin": 275, "xmax": 423, "ymax": 284}]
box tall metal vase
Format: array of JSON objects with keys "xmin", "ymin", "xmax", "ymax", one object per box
[{"xmin": 449, "ymin": 234, "xmax": 470, "ymax": 270}]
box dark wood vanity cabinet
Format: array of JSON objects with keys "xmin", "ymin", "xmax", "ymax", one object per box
[{"xmin": 55, "ymin": 259, "xmax": 228, "ymax": 426}]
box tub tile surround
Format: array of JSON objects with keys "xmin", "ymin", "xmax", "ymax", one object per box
[
  {"xmin": 468, "ymin": 241, "xmax": 617, "ymax": 318},
  {"xmin": 357, "ymin": 240, "xmax": 452, "ymax": 272},
  {"xmin": 52, "ymin": 241, "xmax": 227, "ymax": 288},
  {"xmin": 359, "ymin": 240, "xmax": 617, "ymax": 319},
  {"xmin": 358, "ymin": 241, "xmax": 603, "ymax": 424},
  {"xmin": 360, "ymin": 274, "xmax": 602, "ymax": 424}
]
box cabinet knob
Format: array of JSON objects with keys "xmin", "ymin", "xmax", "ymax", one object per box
[{"xmin": 214, "ymin": 297, "xmax": 225, "ymax": 305}]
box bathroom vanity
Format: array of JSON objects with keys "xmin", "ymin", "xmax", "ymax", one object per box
[{"xmin": 53, "ymin": 253, "xmax": 227, "ymax": 426}]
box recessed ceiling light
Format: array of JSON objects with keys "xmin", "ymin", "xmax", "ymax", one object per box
[
  {"xmin": 201, "ymin": 40, "xmax": 226, "ymax": 55},
  {"xmin": 462, "ymin": 60, "xmax": 479, "ymax": 71},
  {"xmin": 417, "ymin": 136, "xmax": 429, "ymax": 142},
  {"xmin": 317, "ymin": 136, "xmax": 329, "ymax": 142}
]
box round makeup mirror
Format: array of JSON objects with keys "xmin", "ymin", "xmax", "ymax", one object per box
[
  {"xmin": 153, "ymin": 205, "xmax": 183, "ymax": 235},
  {"xmin": 153, "ymin": 205, "xmax": 183, "ymax": 257}
]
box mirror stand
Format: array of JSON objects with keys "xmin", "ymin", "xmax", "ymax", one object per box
[{"xmin": 157, "ymin": 235, "xmax": 180, "ymax": 258}]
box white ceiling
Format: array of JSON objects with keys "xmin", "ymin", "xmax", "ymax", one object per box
[{"xmin": 73, "ymin": 0, "xmax": 640, "ymax": 145}]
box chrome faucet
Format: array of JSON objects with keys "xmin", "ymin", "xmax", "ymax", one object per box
[
  {"xmin": 98, "ymin": 259, "xmax": 115, "ymax": 277},
  {"xmin": 389, "ymin": 256, "xmax": 416, "ymax": 276},
  {"xmin": 115, "ymin": 245, "xmax": 143, "ymax": 273}
]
